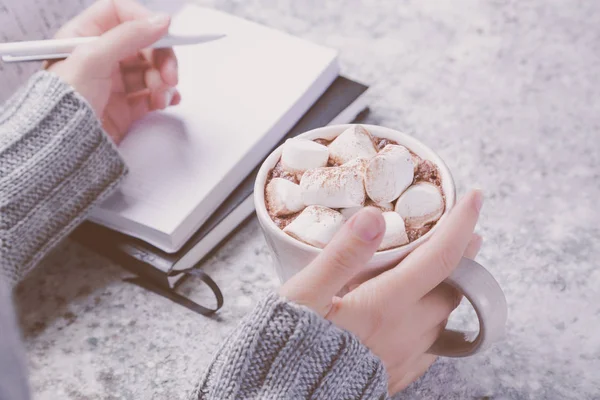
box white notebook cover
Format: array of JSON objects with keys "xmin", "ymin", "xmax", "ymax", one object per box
[{"xmin": 89, "ymin": 5, "xmax": 338, "ymax": 252}]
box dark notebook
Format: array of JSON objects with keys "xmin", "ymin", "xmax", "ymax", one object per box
[{"xmin": 72, "ymin": 76, "xmax": 369, "ymax": 307}]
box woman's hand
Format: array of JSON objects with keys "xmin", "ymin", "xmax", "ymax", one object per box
[
  {"xmin": 47, "ymin": 0, "xmax": 180, "ymax": 144},
  {"xmin": 280, "ymin": 190, "xmax": 484, "ymax": 395}
]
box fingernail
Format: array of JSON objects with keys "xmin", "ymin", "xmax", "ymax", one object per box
[
  {"xmin": 473, "ymin": 190, "xmax": 484, "ymax": 213},
  {"xmin": 166, "ymin": 57, "xmax": 178, "ymax": 73},
  {"xmin": 351, "ymin": 208, "xmax": 384, "ymax": 242},
  {"xmin": 166, "ymin": 57, "xmax": 179, "ymax": 85},
  {"xmin": 148, "ymin": 13, "xmax": 170, "ymax": 26},
  {"xmin": 165, "ymin": 87, "xmax": 176, "ymax": 106}
]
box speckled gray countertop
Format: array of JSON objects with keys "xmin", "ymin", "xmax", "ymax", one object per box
[{"xmin": 7, "ymin": 0, "xmax": 600, "ymax": 399}]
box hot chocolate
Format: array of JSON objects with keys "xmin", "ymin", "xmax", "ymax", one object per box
[{"xmin": 265, "ymin": 125, "xmax": 445, "ymax": 250}]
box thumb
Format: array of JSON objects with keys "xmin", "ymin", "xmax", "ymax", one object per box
[
  {"xmin": 76, "ymin": 13, "xmax": 171, "ymax": 70},
  {"xmin": 280, "ymin": 207, "xmax": 385, "ymax": 316}
]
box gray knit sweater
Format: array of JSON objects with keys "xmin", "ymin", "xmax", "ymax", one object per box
[{"xmin": 0, "ymin": 71, "xmax": 389, "ymax": 400}]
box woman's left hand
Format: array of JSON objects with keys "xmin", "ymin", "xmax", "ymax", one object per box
[
  {"xmin": 280, "ymin": 190, "xmax": 484, "ymax": 395},
  {"xmin": 47, "ymin": 0, "xmax": 180, "ymax": 144}
]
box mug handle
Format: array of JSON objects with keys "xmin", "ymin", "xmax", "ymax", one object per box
[{"xmin": 428, "ymin": 257, "xmax": 508, "ymax": 357}]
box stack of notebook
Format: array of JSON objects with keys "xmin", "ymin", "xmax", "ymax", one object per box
[{"xmin": 72, "ymin": 5, "xmax": 369, "ymax": 308}]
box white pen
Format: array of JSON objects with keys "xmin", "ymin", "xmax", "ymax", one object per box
[{"xmin": 0, "ymin": 33, "xmax": 225, "ymax": 63}]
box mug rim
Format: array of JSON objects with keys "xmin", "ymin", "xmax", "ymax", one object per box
[{"xmin": 253, "ymin": 124, "xmax": 457, "ymax": 260}]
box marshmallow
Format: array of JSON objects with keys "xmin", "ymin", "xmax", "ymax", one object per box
[
  {"xmin": 365, "ymin": 144, "xmax": 414, "ymax": 204},
  {"xmin": 342, "ymin": 157, "xmax": 369, "ymax": 171},
  {"xmin": 283, "ymin": 205, "xmax": 345, "ymax": 248},
  {"xmin": 370, "ymin": 200, "xmax": 394, "ymax": 212},
  {"xmin": 266, "ymin": 178, "xmax": 305, "ymax": 217},
  {"xmin": 328, "ymin": 125, "xmax": 378, "ymax": 165},
  {"xmin": 340, "ymin": 200, "xmax": 393, "ymax": 220},
  {"xmin": 301, "ymin": 162, "xmax": 366, "ymax": 208},
  {"xmin": 395, "ymin": 182, "xmax": 444, "ymax": 228},
  {"xmin": 281, "ymin": 138, "xmax": 329, "ymax": 176},
  {"xmin": 378, "ymin": 212, "xmax": 409, "ymax": 251}
]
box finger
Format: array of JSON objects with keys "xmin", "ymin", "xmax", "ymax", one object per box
[
  {"xmin": 365, "ymin": 284, "xmax": 458, "ymax": 368},
  {"xmin": 344, "ymin": 264, "xmax": 387, "ymax": 292},
  {"xmin": 102, "ymin": 96, "xmax": 133, "ymax": 139},
  {"xmin": 464, "ymin": 233, "xmax": 483, "ymax": 259},
  {"xmin": 121, "ymin": 53, "xmax": 151, "ymax": 70},
  {"xmin": 101, "ymin": 113, "xmax": 124, "ymax": 145},
  {"xmin": 55, "ymin": 0, "xmax": 153, "ymax": 38},
  {"xmin": 145, "ymin": 68, "xmax": 169, "ymax": 93},
  {"xmin": 152, "ymin": 48, "xmax": 179, "ymax": 86},
  {"xmin": 171, "ymin": 90, "xmax": 182, "ymax": 106},
  {"xmin": 449, "ymin": 233, "xmax": 483, "ymax": 308},
  {"xmin": 122, "ymin": 68, "xmax": 147, "ymax": 93},
  {"xmin": 345, "ymin": 197, "xmax": 484, "ymax": 297},
  {"xmin": 150, "ymin": 87, "xmax": 177, "ymax": 110},
  {"xmin": 388, "ymin": 353, "xmax": 437, "ymax": 395},
  {"xmin": 138, "ymin": 48, "xmax": 178, "ymax": 86},
  {"xmin": 74, "ymin": 14, "xmax": 171, "ymax": 72},
  {"xmin": 139, "ymin": 48, "xmax": 178, "ymax": 85},
  {"xmin": 279, "ymin": 207, "xmax": 385, "ymax": 316},
  {"xmin": 413, "ymin": 283, "xmax": 461, "ymax": 331},
  {"xmin": 127, "ymin": 87, "xmax": 177, "ymax": 122},
  {"xmin": 365, "ymin": 190, "xmax": 483, "ymax": 305},
  {"xmin": 127, "ymin": 88, "xmax": 151, "ymax": 100},
  {"xmin": 128, "ymin": 93, "xmax": 152, "ymax": 122},
  {"xmin": 387, "ymin": 319, "xmax": 445, "ymax": 372}
]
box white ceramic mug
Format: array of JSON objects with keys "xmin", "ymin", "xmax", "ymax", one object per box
[{"xmin": 254, "ymin": 124, "xmax": 507, "ymax": 357}]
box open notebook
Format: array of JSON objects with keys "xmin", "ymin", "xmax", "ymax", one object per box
[
  {"xmin": 73, "ymin": 76, "xmax": 369, "ymax": 290},
  {"xmin": 89, "ymin": 5, "xmax": 339, "ymax": 253}
]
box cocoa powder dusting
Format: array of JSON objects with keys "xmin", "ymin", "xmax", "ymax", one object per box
[
  {"xmin": 265, "ymin": 161, "xmax": 302, "ymax": 228},
  {"xmin": 375, "ymin": 138, "xmax": 396, "ymax": 151},
  {"xmin": 414, "ymin": 159, "xmax": 442, "ymax": 186},
  {"xmin": 406, "ymin": 222, "xmax": 435, "ymax": 242},
  {"xmin": 271, "ymin": 211, "xmax": 301, "ymax": 230},
  {"xmin": 268, "ymin": 161, "xmax": 298, "ymax": 184},
  {"xmin": 314, "ymin": 138, "xmax": 331, "ymax": 146}
]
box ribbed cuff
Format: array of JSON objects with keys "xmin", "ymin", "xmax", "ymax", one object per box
[
  {"xmin": 0, "ymin": 71, "xmax": 127, "ymax": 284},
  {"xmin": 193, "ymin": 293, "xmax": 388, "ymax": 399}
]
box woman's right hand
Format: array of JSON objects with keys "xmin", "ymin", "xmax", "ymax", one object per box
[
  {"xmin": 47, "ymin": 0, "xmax": 180, "ymax": 144},
  {"xmin": 280, "ymin": 190, "xmax": 483, "ymax": 395}
]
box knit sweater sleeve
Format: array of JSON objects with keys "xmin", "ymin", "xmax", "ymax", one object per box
[
  {"xmin": 192, "ymin": 292, "xmax": 389, "ymax": 399},
  {"xmin": 0, "ymin": 71, "xmax": 127, "ymax": 285}
]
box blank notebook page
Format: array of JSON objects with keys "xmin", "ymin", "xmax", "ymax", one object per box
[{"xmin": 90, "ymin": 5, "xmax": 337, "ymax": 250}]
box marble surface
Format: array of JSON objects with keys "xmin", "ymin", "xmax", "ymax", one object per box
[{"xmin": 5, "ymin": 0, "xmax": 600, "ymax": 399}]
